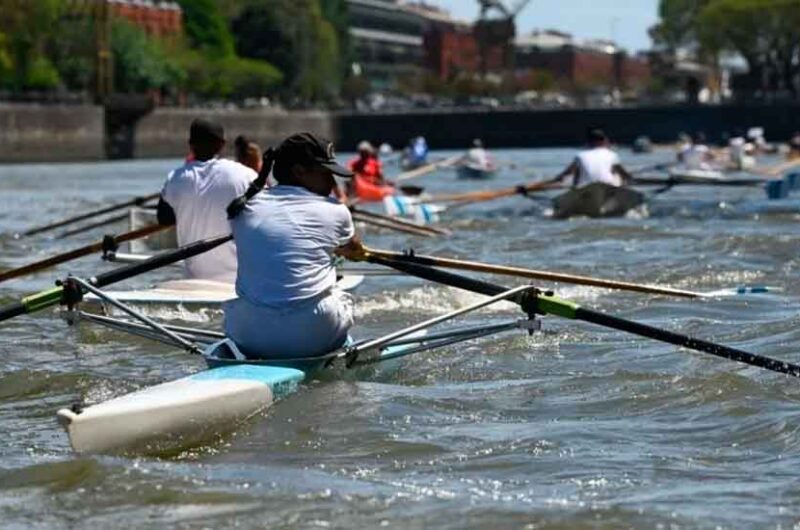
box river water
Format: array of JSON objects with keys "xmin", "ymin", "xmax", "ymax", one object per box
[{"xmin": 1, "ymin": 149, "xmax": 799, "ymax": 529}]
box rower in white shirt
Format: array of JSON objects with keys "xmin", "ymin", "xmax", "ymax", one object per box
[
  {"xmin": 728, "ymin": 128, "xmax": 756, "ymax": 170},
  {"xmin": 224, "ymin": 132, "xmax": 360, "ymax": 360},
  {"xmin": 157, "ymin": 118, "xmax": 257, "ymax": 282},
  {"xmin": 678, "ymin": 132, "xmax": 715, "ymax": 170},
  {"xmin": 552, "ymin": 129, "xmax": 633, "ymax": 187}
]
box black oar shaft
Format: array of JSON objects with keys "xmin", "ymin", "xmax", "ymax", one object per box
[
  {"xmin": 21, "ymin": 192, "xmax": 159, "ymax": 237},
  {"xmin": 93, "ymin": 234, "xmax": 232, "ymax": 288},
  {"xmin": 369, "ymin": 255, "xmax": 800, "ymax": 379},
  {"xmin": 56, "ymin": 213, "xmax": 128, "ymax": 239},
  {"xmin": 576, "ymin": 308, "xmax": 800, "ymax": 377},
  {"xmin": 0, "ymin": 234, "xmax": 232, "ymax": 324}
]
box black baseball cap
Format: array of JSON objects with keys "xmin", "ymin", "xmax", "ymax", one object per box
[
  {"xmin": 277, "ymin": 132, "xmax": 353, "ymax": 177},
  {"xmin": 189, "ymin": 118, "xmax": 225, "ymax": 144}
]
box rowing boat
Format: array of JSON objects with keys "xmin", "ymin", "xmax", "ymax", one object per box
[
  {"xmin": 57, "ymin": 279, "xmax": 532, "ymax": 455},
  {"xmin": 552, "ymin": 182, "xmax": 645, "ymax": 219},
  {"xmin": 83, "ymin": 252, "xmax": 364, "ymax": 311},
  {"xmin": 456, "ymin": 164, "xmax": 496, "ymax": 180}
]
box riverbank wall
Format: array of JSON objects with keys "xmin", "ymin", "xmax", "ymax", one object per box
[{"xmin": 1, "ymin": 103, "xmax": 799, "ymax": 163}]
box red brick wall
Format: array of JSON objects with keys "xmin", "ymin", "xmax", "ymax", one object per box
[{"xmin": 111, "ymin": 2, "xmax": 182, "ymax": 37}]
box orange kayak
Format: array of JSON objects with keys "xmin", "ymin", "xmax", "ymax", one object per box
[{"xmin": 353, "ymin": 174, "xmax": 395, "ymax": 202}]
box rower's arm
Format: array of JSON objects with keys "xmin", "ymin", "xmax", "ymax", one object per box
[
  {"xmin": 614, "ymin": 164, "xmax": 633, "ymax": 185},
  {"xmin": 334, "ymin": 236, "xmax": 365, "ymax": 261},
  {"xmin": 156, "ymin": 197, "xmax": 176, "ymax": 226},
  {"xmin": 551, "ymin": 160, "xmax": 578, "ymax": 184}
]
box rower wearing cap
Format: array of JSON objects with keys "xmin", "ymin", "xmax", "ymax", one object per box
[
  {"xmin": 157, "ymin": 118, "xmax": 256, "ymax": 282},
  {"xmin": 224, "ymin": 132, "xmax": 361, "ymax": 359},
  {"xmin": 552, "ymin": 129, "xmax": 632, "ymax": 187},
  {"xmin": 678, "ymin": 132, "xmax": 715, "ymax": 170}
]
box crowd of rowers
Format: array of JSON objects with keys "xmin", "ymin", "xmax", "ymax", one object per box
[{"xmin": 156, "ymin": 118, "xmax": 796, "ymax": 361}]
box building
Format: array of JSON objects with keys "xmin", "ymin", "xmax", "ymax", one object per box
[
  {"xmin": 346, "ymin": 0, "xmax": 428, "ymax": 89},
  {"xmin": 109, "ymin": 0, "xmax": 182, "ymax": 37},
  {"xmin": 515, "ymin": 30, "xmax": 650, "ymax": 91}
]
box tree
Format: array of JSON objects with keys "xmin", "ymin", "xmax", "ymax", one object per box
[
  {"xmin": 0, "ymin": 0, "xmax": 63, "ymax": 90},
  {"xmin": 653, "ymin": 0, "xmax": 800, "ymax": 100},
  {"xmin": 232, "ymin": 0, "xmax": 346, "ymax": 103},
  {"xmin": 111, "ymin": 20, "xmax": 185, "ymax": 93},
  {"xmin": 176, "ymin": 0, "xmax": 235, "ymax": 57}
]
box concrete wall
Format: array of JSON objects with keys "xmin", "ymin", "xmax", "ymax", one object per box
[
  {"xmin": 335, "ymin": 103, "xmax": 800, "ymax": 150},
  {"xmin": 0, "ymin": 104, "xmax": 103, "ymax": 162},
  {"xmin": 2, "ymin": 102, "xmax": 800, "ymax": 163},
  {"xmin": 134, "ymin": 108, "xmax": 336, "ymax": 158}
]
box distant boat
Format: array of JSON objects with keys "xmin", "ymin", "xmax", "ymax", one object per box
[
  {"xmin": 456, "ymin": 163, "xmax": 497, "ymax": 180},
  {"xmin": 552, "ymin": 182, "xmax": 645, "ymax": 219}
]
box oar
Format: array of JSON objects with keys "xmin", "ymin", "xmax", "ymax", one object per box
[
  {"xmin": 363, "ymin": 249, "xmax": 775, "ymax": 299},
  {"xmin": 747, "ymin": 158, "xmax": 800, "ymax": 178},
  {"xmin": 428, "ymin": 180, "xmax": 565, "ymax": 205},
  {"xmin": 56, "ymin": 213, "xmax": 128, "ymax": 239},
  {"xmin": 19, "ymin": 192, "xmax": 160, "ymax": 237},
  {"xmin": 0, "ymin": 233, "xmax": 232, "ymax": 324},
  {"xmin": 0, "ymin": 224, "xmax": 171, "ymax": 284},
  {"xmin": 351, "ymin": 213, "xmax": 439, "ymax": 238},
  {"xmin": 365, "ymin": 255, "xmax": 800, "ymax": 379},
  {"xmin": 632, "ymin": 176, "xmax": 768, "ymax": 187},
  {"xmin": 350, "ymin": 206, "xmax": 449, "ymax": 236},
  {"xmin": 395, "ymin": 155, "xmax": 461, "ymax": 182}
]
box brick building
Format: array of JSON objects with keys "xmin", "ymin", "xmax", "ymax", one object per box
[
  {"xmin": 109, "ymin": 0, "xmax": 182, "ymax": 37},
  {"xmin": 515, "ymin": 30, "xmax": 650, "ymax": 90}
]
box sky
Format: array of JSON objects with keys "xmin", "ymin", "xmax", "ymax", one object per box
[{"xmin": 428, "ymin": 0, "xmax": 661, "ymax": 53}]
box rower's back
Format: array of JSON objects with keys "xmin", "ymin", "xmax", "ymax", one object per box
[
  {"xmin": 162, "ymin": 157, "xmax": 255, "ymax": 282},
  {"xmin": 575, "ymin": 146, "xmax": 622, "ymax": 187}
]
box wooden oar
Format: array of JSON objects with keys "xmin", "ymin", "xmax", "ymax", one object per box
[
  {"xmin": 56, "ymin": 213, "xmax": 128, "ymax": 239},
  {"xmin": 366, "ymin": 255, "xmax": 800, "ymax": 379},
  {"xmin": 0, "ymin": 233, "xmax": 232, "ymax": 324},
  {"xmin": 350, "ymin": 206, "xmax": 449, "ymax": 236},
  {"xmin": 363, "ymin": 248, "xmax": 755, "ymax": 299},
  {"xmin": 0, "ymin": 224, "xmax": 171, "ymax": 284},
  {"xmin": 747, "ymin": 157, "xmax": 800, "ymax": 178},
  {"xmin": 19, "ymin": 192, "xmax": 160, "ymax": 237},
  {"xmin": 428, "ymin": 180, "xmax": 564, "ymax": 204},
  {"xmin": 351, "ymin": 213, "xmax": 438, "ymax": 238},
  {"xmin": 395, "ymin": 155, "xmax": 461, "ymax": 182}
]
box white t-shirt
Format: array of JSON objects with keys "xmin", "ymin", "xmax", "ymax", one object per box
[
  {"xmin": 574, "ymin": 147, "xmax": 622, "ymax": 187},
  {"xmin": 465, "ymin": 147, "xmax": 490, "ymax": 169},
  {"xmin": 231, "ymin": 185, "xmax": 355, "ymax": 307},
  {"xmin": 680, "ymin": 144, "xmax": 711, "ymax": 170},
  {"xmin": 161, "ymin": 158, "xmax": 255, "ymax": 281}
]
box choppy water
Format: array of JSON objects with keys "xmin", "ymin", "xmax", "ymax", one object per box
[{"xmin": 1, "ymin": 148, "xmax": 800, "ymax": 529}]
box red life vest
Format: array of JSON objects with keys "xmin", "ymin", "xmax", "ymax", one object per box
[{"xmin": 348, "ymin": 156, "xmax": 383, "ymax": 185}]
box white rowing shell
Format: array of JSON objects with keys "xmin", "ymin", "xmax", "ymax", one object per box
[
  {"xmin": 84, "ymin": 276, "xmax": 365, "ymax": 306},
  {"xmin": 57, "ymin": 364, "xmax": 304, "ymax": 455}
]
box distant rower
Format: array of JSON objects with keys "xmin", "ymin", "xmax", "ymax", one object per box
[
  {"xmin": 728, "ymin": 129, "xmax": 755, "ymax": 170},
  {"xmin": 553, "ymin": 129, "xmax": 632, "ymax": 187},
  {"xmin": 677, "ymin": 132, "xmax": 715, "ymax": 170},
  {"xmin": 157, "ymin": 118, "xmax": 256, "ymax": 282}
]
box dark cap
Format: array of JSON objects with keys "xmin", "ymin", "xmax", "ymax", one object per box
[
  {"xmin": 587, "ymin": 128, "xmax": 608, "ymax": 143},
  {"xmin": 189, "ymin": 118, "xmax": 225, "ymax": 144},
  {"xmin": 277, "ymin": 132, "xmax": 353, "ymax": 177}
]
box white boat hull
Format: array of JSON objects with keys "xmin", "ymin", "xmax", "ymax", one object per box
[
  {"xmin": 84, "ymin": 276, "xmax": 364, "ymax": 307},
  {"xmin": 57, "ymin": 364, "xmax": 304, "ymax": 455}
]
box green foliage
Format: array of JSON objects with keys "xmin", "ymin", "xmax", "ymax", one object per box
[
  {"xmin": 655, "ymin": 0, "xmax": 800, "ymax": 97},
  {"xmin": 175, "ymin": 0, "xmax": 235, "ymax": 57},
  {"xmin": 0, "ymin": 0, "xmax": 64, "ymax": 90},
  {"xmin": 180, "ymin": 51, "xmax": 282, "ymax": 99},
  {"xmin": 232, "ymin": 0, "xmax": 349, "ymax": 102},
  {"xmin": 112, "ymin": 21, "xmax": 185, "ymax": 93}
]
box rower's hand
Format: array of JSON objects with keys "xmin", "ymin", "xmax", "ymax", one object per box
[{"xmin": 335, "ymin": 237, "xmax": 368, "ymax": 262}]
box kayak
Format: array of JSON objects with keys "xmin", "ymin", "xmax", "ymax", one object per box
[{"xmin": 353, "ymin": 174, "xmax": 395, "ymax": 202}]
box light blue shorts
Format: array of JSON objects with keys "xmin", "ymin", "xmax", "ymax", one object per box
[{"xmin": 223, "ymin": 289, "xmax": 354, "ymax": 360}]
